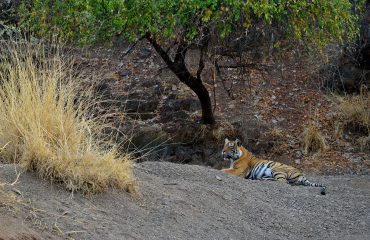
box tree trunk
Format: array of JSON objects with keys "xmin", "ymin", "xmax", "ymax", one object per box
[
  {"xmin": 171, "ymin": 62, "xmax": 215, "ymax": 125},
  {"xmin": 360, "ymin": 0, "xmax": 370, "ymax": 69},
  {"xmin": 146, "ymin": 34, "xmax": 215, "ymax": 125}
]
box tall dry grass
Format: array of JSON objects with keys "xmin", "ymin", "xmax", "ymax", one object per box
[
  {"xmin": 335, "ymin": 90, "xmax": 370, "ymax": 133},
  {"xmin": 0, "ymin": 39, "xmax": 135, "ymax": 194},
  {"xmin": 302, "ymin": 124, "xmax": 327, "ymax": 155},
  {"xmin": 334, "ymin": 90, "xmax": 370, "ymax": 150}
]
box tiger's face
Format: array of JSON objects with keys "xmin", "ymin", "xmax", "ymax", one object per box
[{"xmin": 222, "ymin": 138, "xmax": 242, "ymax": 161}]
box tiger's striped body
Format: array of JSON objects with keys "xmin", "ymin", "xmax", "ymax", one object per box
[{"xmin": 222, "ymin": 138, "xmax": 326, "ymax": 195}]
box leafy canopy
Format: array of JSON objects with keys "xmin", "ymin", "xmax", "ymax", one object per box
[{"xmin": 20, "ymin": 0, "xmax": 364, "ymax": 47}]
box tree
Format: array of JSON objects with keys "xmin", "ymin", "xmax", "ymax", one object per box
[
  {"xmin": 360, "ymin": 0, "xmax": 370, "ymax": 69},
  {"xmin": 19, "ymin": 0, "xmax": 365, "ymax": 124}
]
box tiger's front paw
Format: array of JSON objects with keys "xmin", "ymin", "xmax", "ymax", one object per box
[{"xmin": 222, "ymin": 168, "xmax": 236, "ymax": 175}]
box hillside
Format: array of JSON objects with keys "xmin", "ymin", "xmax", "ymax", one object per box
[
  {"xmin": 1, "ymin": 162, "xmax": 370, "ymax": 240},
  {"xmin": 70, "ymin": 42, "xmax": 369, "ymax": 175}
]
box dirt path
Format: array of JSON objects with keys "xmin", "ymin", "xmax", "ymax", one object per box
[{"xmin": 1, "ymin": 162, "xmax": 370, "ymax": 239}]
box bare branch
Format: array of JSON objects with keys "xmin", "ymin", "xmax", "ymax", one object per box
[
  {"xmin": 174, "ymin": 41, "xmax": 187, "ymax": 64},
  {"xmin": 212, "ymin": 65, "xmax": 217, "ymax": 114},
  {"xmin": 196, "ymin": 49, "xmax": 205, "ymax": 80},
  {"xmin": 215, "ymin": 59, "xmax": 235, "ymax": 100},
  {"xmin": 217, "ymin": 63, "xmax": 269, "ymax": 70},
  {"xmin": 119, "ymin": 36, "xmax": 145, "ymax": 60}
]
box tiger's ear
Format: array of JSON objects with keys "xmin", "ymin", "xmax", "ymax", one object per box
[
  {"xmin": 224, "ymin": 138, "xmax": 229, "ymax": 144},
  {"xmin": 235, "ymin": 138, "xmax": 241, "ymax": 146}
]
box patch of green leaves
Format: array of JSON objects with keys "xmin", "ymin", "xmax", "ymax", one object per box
[{"xmin": 18, "ymin": 0, "xmax": 365, "ymax": 48}]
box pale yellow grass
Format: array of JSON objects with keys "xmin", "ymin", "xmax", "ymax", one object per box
[
  {"xmin": 335, "ymin": 91, "xmax": 370, "ymax": 132},
  {"xmin": 302, "ymin": 124, "xmax": 327, "ymax": 155},
  {"xmin": 0, "ymin": 40, "xmax": 135, "ymax": 194}
]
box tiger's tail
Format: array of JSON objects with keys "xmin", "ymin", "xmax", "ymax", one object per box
[{"xmin": 299, "ymin": 177, "xmax": 326, "ymax": 195}]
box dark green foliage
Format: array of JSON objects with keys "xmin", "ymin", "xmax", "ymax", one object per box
[
  {"xmin": 19, "ymin": 0, "xmax": 364, "ymax": 47},
  {"xmin": 1, "ymin": 0, "xmax": 20, "ymax": 38}
]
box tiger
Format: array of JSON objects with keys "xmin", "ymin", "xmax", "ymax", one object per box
[{"xmin": 221, "ymin": 138, "xmax": 326, "ymax": 195}]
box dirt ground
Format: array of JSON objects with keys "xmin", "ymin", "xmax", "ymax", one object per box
[{"xmin": 1, "ymin": 162, "xmax": 369, "ymax": 240}]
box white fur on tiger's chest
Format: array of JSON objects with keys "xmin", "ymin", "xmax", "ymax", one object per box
[
  {"xmin": 229, "ymin": 159, "xmax": 235, "ymax": 169},
  {"xmin": 228, "ymin": 149, "xmax": 242, "ymax": 169}
]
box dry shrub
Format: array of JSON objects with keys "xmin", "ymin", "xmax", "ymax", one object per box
[
  {"xmin": 0, "ymin": 39, "xmax": 135, "ymax": 194},
  {"xmin": 335, "ymin": 90, "xmax": 370, "ymax": 134},
  {"xmin": 357, "ymin": 135, "xmax": 370, "ymax": 151},
  {"xmin": 269, "ymin": 127, "xmax": 285, "ymax": 141},
  {"xmin": 266, "ymin": 127, "xmax": 285, "ymax": 151},
  {"xmin": 211, "ymin": 121, "xmax": 236, "ymax": 141},
  {"xmin": 270, "ymin": 127, "xmax": 284, "ymax": 137},
  {"xmin": 303, "ymin": 124, "xmax": 327, "ymax": 155},
  {"xmin": 0, "ymin": 188, "xmax": 18, "ymax": 209},
  {"xmin": 0, "ymin": 176, "xmax": 21, "ymax": 210}
]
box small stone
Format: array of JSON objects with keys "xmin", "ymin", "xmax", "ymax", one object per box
[
  {"xmin": 118, "ymin": 70, "xmax": 131, "ymax": 77},
  {"xmin": 216, "ymin": 175, "xmax": 223, "ymax": 181},
  {"xmin": 295, "ymin": 159, "xmax": 301, "ymax": 165},
  {"xmin": 343, "ymin": 153, "xmax": 351, "ymax": 159},
  {"xmin": 326, "ymin": 112, "xmax": 337, "ymax": 118},
  {"xmin": 171, "ymin": 85, "xmax": 177, "ymax": 91},
  {"xmin": 351, "ymin": 156, "xmax": 363, "ymax": 163},
  {"xmin": 254, "ymin": 114, "xmax": 262, "ymax": 120}
]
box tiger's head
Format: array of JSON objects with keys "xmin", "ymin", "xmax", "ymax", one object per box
[{"xmin": 222, "ymin": 138, "xmax": 243, "ymax": 161}]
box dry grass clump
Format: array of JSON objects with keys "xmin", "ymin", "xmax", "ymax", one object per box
[
  {"xmin": 302, "ymin": 124, "xmax": 327, "ymax": 155},
  {"xmin": 335, "ymin": 90, "xmax": 370, "ymax": 134},
  {"xmin": 0, "ymin": 188, "xmax": 19, "ymax": 209},
  {"xmin": 270, "ymin": 127, "xmax": 284, "ymax": 138},
  {"xmin": 357, "ymin": 135, "xmax": 370, "ymax": 151},
  {"xmin": 0, "ymin": 39, "xmax": 135, "ymax": 194},
  {"xmin": 211, "ymin": 121, "xmax": 236, "ymax": 141},
  {"xmin": 0, "ymin": 173, "xmax": 21, "ymax": 209},
  {"xmin": 334, "ymin": 90, "xmax": 369, "ymax": 151}
]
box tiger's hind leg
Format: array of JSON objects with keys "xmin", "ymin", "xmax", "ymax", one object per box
[
  {"xmin": 276, "ymin": 178, "xmax": 288, "ymax": 184},
  {"xmin": 273, "ymin": 172, "xmax": 288, "ymax": 184},
  {"xmin": 260, "ymin": 176, "xmax": 275, "ymax": 181}
]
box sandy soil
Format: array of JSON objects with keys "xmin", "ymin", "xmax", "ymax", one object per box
[{"xmin": 1, "ymin": 162, "xmax": 370, "ymax": 240}]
